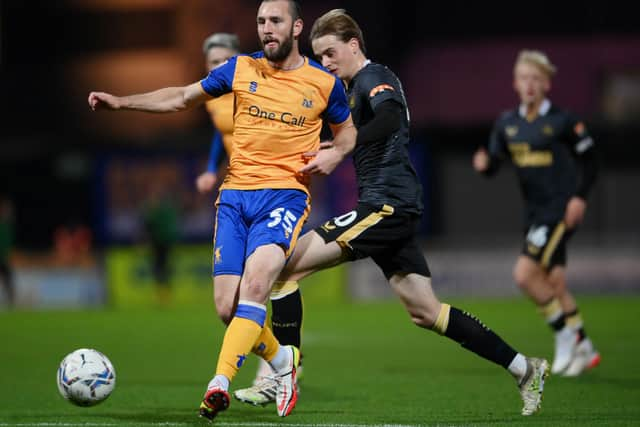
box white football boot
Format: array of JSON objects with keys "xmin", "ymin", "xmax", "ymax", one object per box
[
  {"xmin": 519, "ymin": 357, "xmax": 550, "ymax": 416},
  {"xmin": 551, "ymin": 327, "xmax": 578, "ymax": 374},
  {"xmin": 274, "ymin": 345, "xmax": 299, "ymax": 417},
  {"xmin": 233, "ymin": 357, "xmax": 277, "ymax": 406},
  {"xmin": 563, "ymin": 338, "xmax": 601, "ymax": 377}
]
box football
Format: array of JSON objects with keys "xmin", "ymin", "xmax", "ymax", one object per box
[{"xmin": 57, "ymin": 348, "xmax": 116, "ymax": 406}]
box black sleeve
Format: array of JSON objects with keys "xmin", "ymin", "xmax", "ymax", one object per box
[
  {"xmin": 482, "ymin": 117, "xmax": 508, "ymax": 177},
  {"xmin": 575, "ymin": 148, "xmax": 598, "ymax": 199},
  {"xmin": 564, "ymin": 114, "xmax": 598, "ymax": 199},
  {"xmin": 355, "ymin": 99, "xmax": 402, "ymax": 145},
  {"xmin": 358, "ymin": 68, "xmax": 405, "ymax": 112}
]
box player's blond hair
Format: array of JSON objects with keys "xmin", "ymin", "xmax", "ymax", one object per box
[
  {"xmin": 309, "ymin": 9, "xmax": 366, "ymax": 54},
  {"xmin": 514, "ymin": 50, "xmax": 557, "ymax": 77}
]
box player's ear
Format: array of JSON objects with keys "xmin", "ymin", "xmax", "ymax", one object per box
[
  {"xmin": 349, "ymin": 38, "xmax": 359, "ymax": 54},
  {"xmin": 293, "ymin": 18, "xmax": 303, "ymax": 38}
]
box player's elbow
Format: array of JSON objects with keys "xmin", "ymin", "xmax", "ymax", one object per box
[
  {"xmin": 166, "ymin": 94, "xmax": 189, "ymax": 112},
  {"xmin": 160, "ymin": 87, "xmax": 192, "ymax": 112}
]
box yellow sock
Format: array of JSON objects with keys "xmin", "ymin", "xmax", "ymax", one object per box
[
  {"xmin": 252, "ymin": 325, "xmax": 281, "ymax": 362},
  {"xmin": 565, "ymin": 311, "xmax": 583, "ymax": 329},
  {"xmin": 215, "ymin": 300, "xmax": 266, "ymax": 381},
  {"xmin": 271, "ymin": 280, "xmax": 299, "ymax": 299},
  {"xmin": 539, "ymin": 298, "xmax": 563, "ymax": 323},
  {"xmin": 432, "ymin": 303, "xmax": 451, "ymax": 335}
]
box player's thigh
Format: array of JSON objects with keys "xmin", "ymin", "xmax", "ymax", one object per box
[
  {"xmin": 245, "ymin": 189, "xmax": 311, "ymax": 261},
  {"xmin": 370, "ymin": 228, "xmax": 430, "ymax": 279},
  {"xmin": 521, "ymin": 221, "xmax": 568, "ymax": 271},
  {"xmin": 281, "ymin": 230, "xmax": 345, "ymax": 281},
  {"xmin": 513, "ymin": 254, "xmax": 546, "ymax": 285},
  {"xmin": 240, "ymin": 244, "xmax": 288, "ymax": 304},
  {"xmin": 213, "ymin": 195, "xmax": 248, "ymax": 276},
  {"xmin": 547, "ymin": 264, "xmax": 567, "ymax": 290}
]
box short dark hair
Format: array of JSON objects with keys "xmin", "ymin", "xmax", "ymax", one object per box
[
  {"xmin": 261, "ymin": 0, "xmax": 302, "ymax": 21},
  {"xmin": 309, "ymin": 9, "xmax": 366, "ymax": 54}
]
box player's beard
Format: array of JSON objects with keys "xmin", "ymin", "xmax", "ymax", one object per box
[{"xmin": 263, "ymin": 25, "xmax": 294, "ymax": 62}]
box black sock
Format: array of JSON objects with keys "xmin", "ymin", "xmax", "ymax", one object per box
[
  {"xmin": 549, "ymin": 315, "xmax": 566, "ymax": 332},
  {"xmin": 541, "ymin": 297, "xmax": 565, "ymax": 332},
  {"xmin": 444, "ymin": 307, "xmax": 518, "ymax": 369},
  {"xmin": 564, "ymin": 309, "xmax": 587, "ymax": 341},
  {"xmin": 270, "ymin": 289, "xmax": 303, "ymax": 349}
]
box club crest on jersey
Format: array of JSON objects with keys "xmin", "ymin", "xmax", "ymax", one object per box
[
  {"xmin": 505, "ymin": 126, "xmax": 518, "ymax": 138},
  {"xmin": 301, "ymin": 89, "xmax": 314, "ymax": 108},
  {"xmin": 349, "ymin": 95, "xmax": 356, "ymax": 109},
  {"xmin": 249, "ymin": 81, "xmax": 258, "ymax": 93},
  {"xmin": 542, "ymin": 124, "xmax": 554, "ymax": 136},
  {"xmin": 574, "ymin": 121, "xmax": 586, "ymax": 136}
]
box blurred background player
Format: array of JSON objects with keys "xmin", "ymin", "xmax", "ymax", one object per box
[
  {"xmin": 195, "ymin": 32, "xmax": 239, "ymax": 194},
  {"xmin": 196, "ymin": 31, "xmax": 307, "ymax": 392},
  {"xmin": 234, "ymin": 9, "xmax": 550, "ymax": 417},
  {"xmin": 0, "ymin": 196, "xmax": 15, "ymax": 307},
  {"xmin": 473, "ymin": 50, "xmax": 600, "ymax": 377},
  {"xmin": 142, "ymin": 184, "xmax": 178, "ymax": 305},
  {"xmin": 88, "ymin": 0, "xmax": 356, "ymax": 420}
]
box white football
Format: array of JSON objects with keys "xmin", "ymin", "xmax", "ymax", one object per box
[{"xmin": 57, "ymin": 348, "xmax": 116, "ymax": 406}]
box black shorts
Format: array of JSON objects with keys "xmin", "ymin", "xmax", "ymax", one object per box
[
  {"xmin": 522, "ymin": 221, "xmax": 573, "ymax": 270},
  {"xmin": 314, "ymin": 203, "xmax": 430, "ymax": 279}
]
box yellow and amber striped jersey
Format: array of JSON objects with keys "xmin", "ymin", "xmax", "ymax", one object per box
[{"xmin": 200, "ymin": 51, "xmax": 350, "ymax": 195}]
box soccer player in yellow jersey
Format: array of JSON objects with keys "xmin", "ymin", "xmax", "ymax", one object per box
[
  {"xmin": 88, "ymin": 0, "xmax": 356, "ymax": 420},
  {"xmin": 195, "ymin": 33, "xmax": 239, "ymax": 194},
  {"xmin": 197, "ymin": 31, "xmax": 309, "ymax": 394}
]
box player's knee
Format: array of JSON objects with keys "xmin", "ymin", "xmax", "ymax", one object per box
[
  {"xmin": 214, "ymin": 296, "xmax": 235, "ymax": 325},
  {"xmin": 513, "ymin": 265, "xmax": 531, "ymax": 290},
  {"xmin": 216, "ymin": 306, "xmax": 234, "ymax": 325},
  {"xmin": 548, "ymin": 268, "xmax": 566, "ymax": 291}
]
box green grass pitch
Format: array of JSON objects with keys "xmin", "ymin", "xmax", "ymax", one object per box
[{"xmin": 1, "ymin": 296, "xmax": 639, "ymax": 426}]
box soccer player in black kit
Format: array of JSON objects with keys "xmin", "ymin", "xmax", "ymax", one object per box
[
  {"xmin": 234, "ymin": 9, "xmax": 549, "ymax": 416},
  {"xmin": 473, "ymin": 50, "xmax": 600, "ymax": 377}
]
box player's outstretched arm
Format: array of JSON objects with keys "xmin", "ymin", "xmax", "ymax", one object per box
[
  {"xmin": 564, "ymin": 196, "xmax": 587, "ymax": 229},
  {"xmin": 88, "ymin": 82, "xmax": 210, "ymax": 113},
  {"xmin": 299, "ymin": 116, "xmax": 356, "ymax": 176}
]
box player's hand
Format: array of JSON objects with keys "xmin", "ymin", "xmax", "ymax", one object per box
[
  {"xmin": 196, "ymin": 172, "xmax": 217, "ymax": 193},
  {"xmin": 473, "ymin": 147, "xmax": 490, "ymax": 172},
  {"xmin": 299, "ymin": 147, "xmax": 342, "ymax": 176},
  {"xmin": 88, "ymin": 92, "xmax": 122, "ymax": 111},
  {"xmin": 301, "ymin": 141, "xmax": 334, "ymax": 162},
  {"xmin": 564, "ymin": 196, "xmax": 586, "ymax": 229}
]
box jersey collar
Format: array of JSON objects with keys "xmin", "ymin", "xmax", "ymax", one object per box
[
  {"xmin": 348, "ymin": 59, "xmax": 372, "ymax": 88},
  {"xmin": 518, "ymin": 98, "xmax": 551, "ymax": 118}
]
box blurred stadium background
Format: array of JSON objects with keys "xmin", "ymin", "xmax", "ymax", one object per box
[
  {"xmin": 2, "ymin": 2, "xmax": 640, "ymax": 426},
  {"xmin": 0, "ymin": 0, "xmax": 638, "ymax": 307}
]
